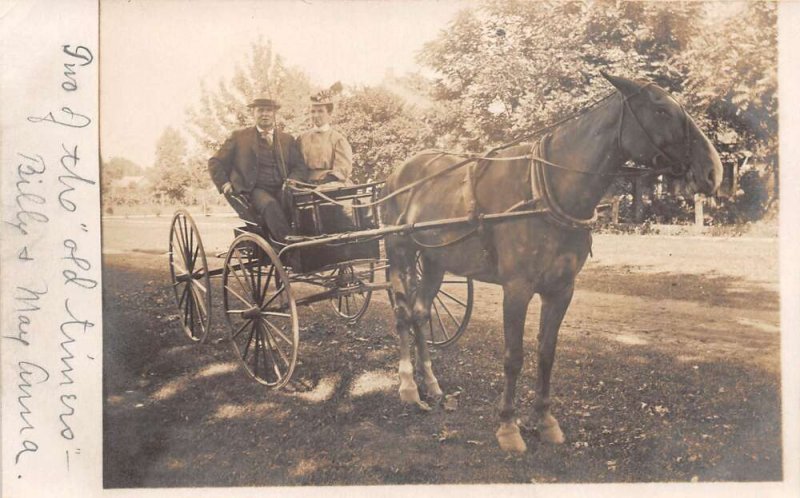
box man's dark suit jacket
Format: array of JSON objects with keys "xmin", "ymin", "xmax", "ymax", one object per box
[{"xmin": 208, "ymin": 127, "xmax": 308, "ymax": 194}]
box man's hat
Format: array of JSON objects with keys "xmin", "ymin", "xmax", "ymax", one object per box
[{"xmin": 247, "ymin": 96, "xmax": 281, "ymax": 109}]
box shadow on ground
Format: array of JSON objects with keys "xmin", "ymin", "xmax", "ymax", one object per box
[
  {"xmin": 577, "ymin": 264, "xmax": 778, "ymax": 311},
  {"xmin": 103, "ymin": 253, "xmax": 781, "ymax": 487}
]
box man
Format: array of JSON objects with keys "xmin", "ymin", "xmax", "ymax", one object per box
[
  {"xmin": 208, "ymin": 97, "xmax": 307, "ymax": 242},
  {"xmin": 296, "ymin": 88, "xmax": 353, "ymax": 187}
]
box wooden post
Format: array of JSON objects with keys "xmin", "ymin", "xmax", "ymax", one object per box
[
  {"xmin": 694, "ymin": 194, "xmax": 704, "ymax": 229},
  {"xmin": 633, "ymin": 177, "xmax": 645, "ymax": 223},
  {"xmin": 611, "ymin": 196, "xmax": 620, "ymax": 224}
]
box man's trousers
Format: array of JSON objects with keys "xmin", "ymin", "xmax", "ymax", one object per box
[{"xmin": 248, "ymin": 187, "xmax": 290, "ymax": 243}]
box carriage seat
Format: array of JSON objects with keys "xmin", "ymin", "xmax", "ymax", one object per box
[
  {"xmin": 223, "ymin": 183, "xmax": 382, "ymax": 273},
  {"xmin": 284, "ymin": 181, "xmax": 383, "ymax": 238},
  {"xmin": 283, "ymin": 181, "xmax": 383, "ymax": 272}
]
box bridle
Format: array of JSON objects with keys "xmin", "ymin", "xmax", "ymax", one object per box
[
  {"xmin": 617, "ymin": 83, "xmax": 694, "ymax": 178},
  {"xmin": 530, "ymin": 84, "xmax": 695, "ymax": 230}
]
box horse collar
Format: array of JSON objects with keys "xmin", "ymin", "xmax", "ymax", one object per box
[{"xmin": 530, "ymin": 135, "xmax": 597, "ymax": 231}]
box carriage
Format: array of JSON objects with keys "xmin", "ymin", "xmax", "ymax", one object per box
[
  {"xmin": 168, "ymin": 73, "xmax": 723, "ymax": 452},
  {"xmin": 168, "ymin": 180, "xmax": 474, "ymax": 388}
]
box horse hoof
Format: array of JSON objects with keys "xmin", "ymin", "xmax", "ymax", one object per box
[
  {"xmin": 399, "ymin": 386, "xmax": 421, "ymax": 405},
  {"xmin": 496, "ymin": 422, "xmax": 527, "ymax": 453},
  {"xmin": 538, "ymin": 416, "xmax": 565, "ymax": 444},
  {"xmin": 424, "ymin": 380, "xmax": 444, "ymax": 401}
]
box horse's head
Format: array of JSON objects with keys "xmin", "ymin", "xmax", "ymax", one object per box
[{"xmin": 602, "ymin": 72, "xmax": 723, "ymax": 195}]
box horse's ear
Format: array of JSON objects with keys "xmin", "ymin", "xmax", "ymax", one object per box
[{"xmin": 600, "ymin": 71, "xmax": 641, "ymax": 97}]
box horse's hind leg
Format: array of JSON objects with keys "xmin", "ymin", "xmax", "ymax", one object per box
[
  {"xmin": 411, "ymin": 255, "xmax": 445, "ymax": 401},
  {"xmin": 385, "ymin": 235, "xmax": 422, "ymax": 405},
  {"xmin": 533, "ymin": 283, "xmax": 574, "ymax": 444},
  {"xmin": 496, "ymin": 279, "xmax": 534, "ymax": 453}
]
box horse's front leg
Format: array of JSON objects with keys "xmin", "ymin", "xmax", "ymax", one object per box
[
  {"xmin": 496, "ymin": 279, "xmax": 534, "ymax": 453},
  {"xmin": 533, "ymin": 283, "xmax": 574, "ymax": 444}
]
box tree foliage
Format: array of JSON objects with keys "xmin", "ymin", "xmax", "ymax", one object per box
[
  {"xmin": 102, "ymin": 156, "xmax": 143, "ymax": 180},
  {"xmin": 149, "ymin": 126, "xmax": 192, "ymax": 202},
  {"xmin": 334, "ymin": 86, "xmax": 435, "ymax": 183},
  {"xmin": 676, "ymin": 3, "xmax": 777, "ymax": 173},
  {"xmin": 419, "ymin": 0, "xmax": 703, "ymax": 149},
  {"xmin": 418, "ymin": 0, "xmax": 778, "ymax": 223},
  {"xmin": 187, "ymin": 39, "xmax": 312, "ymax": 155}
]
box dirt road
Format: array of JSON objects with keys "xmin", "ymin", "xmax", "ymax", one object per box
[{"xmin": 102, "ymin": 219, "xmax": 780, "ymax": 486}]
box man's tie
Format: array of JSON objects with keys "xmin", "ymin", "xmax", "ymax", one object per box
[{"xmin": 261, "ymin": 130, "xmax": 273, "ymax": 146}]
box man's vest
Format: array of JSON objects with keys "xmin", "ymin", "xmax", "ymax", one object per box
[{"xmin": 255, "ymin": 134, "xmax": 282, "ymax": 190}]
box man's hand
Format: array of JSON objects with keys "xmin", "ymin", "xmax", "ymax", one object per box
[{"xmin": 222, "ymin": 182, "xmax": 234, "ymax": 195}]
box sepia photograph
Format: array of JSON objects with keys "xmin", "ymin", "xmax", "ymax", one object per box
[{"xmin": 99, "ymin": 0, "xmax": 781, "ymax": 488}]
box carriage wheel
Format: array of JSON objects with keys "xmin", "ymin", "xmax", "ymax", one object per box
[
  {"xmin": 169, "ymin": 209, "xmax": 212, "ymax": 343},
  {"xmin": 416, "ymin": 256, "xmax": 474, "ymax": 348},
  {"xmin": 222, "ymin": 234, "xmax": 299, "ymax": 388},
  {"xmin": 329, "ymin": 262, "xmax": 374, "ymax": 324}
]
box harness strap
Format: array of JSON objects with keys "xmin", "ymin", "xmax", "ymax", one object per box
[{"xmin": 531, "ymin": 135, "xmax": 597, "ymax": 231}]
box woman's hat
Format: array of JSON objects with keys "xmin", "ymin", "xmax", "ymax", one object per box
[{"xmin": 311, "ymin": 81, "xmax": 343, "ymax": 107}]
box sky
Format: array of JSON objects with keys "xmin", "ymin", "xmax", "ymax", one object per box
[{"xmin": 100, "ymin": 0, "xmax": 472, "ymax": 168}]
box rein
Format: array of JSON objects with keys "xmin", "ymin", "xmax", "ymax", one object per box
[{"xmin": 289, "ymin": 85, "xmax": 692, "ymax": 235}]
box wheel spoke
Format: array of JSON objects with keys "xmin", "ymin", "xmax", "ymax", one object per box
[
  {"xmin": 262, "ymin": 322, "xmax": 290, "ymax": 368},
  {"xmin": 252, "ymin": 323, "xmax": 261, "ymax": 379},
  {"xmin": 228, "ymin": 258, "xmax": 255, "ymax": 302},
  {"xmin": 190, "ymin": 243, "xmax": 200, "ymax": 271},
  {"xmin": 192, "ymin": 279, "xmax": 208, "ymax": 294},
  {"xmin": 242, "ymin": 321, "xmax": 257, "ymax": 363},
  {"xmin": 435, "ymin": 294, "xmax": 461, "ymax": 327},
  {"xmin": 189, "ymin": 283, "xmax": 208, "ymax": 318},
  {"xmin": 182, "ymin": 284, "xmax": 192, "ymax": 324},
  {"xmin": 256, "ymin": 260, "xmax": 264, "ymax": 304},
  {"xmin": 231, "ymin": 318, "xmax": 253, "ymax": 339},
  {"xmin": 188, "ymin": 223, "xmax": 195, "ymax": 270},
  {"xmin": 174, "ymin": 218, "xmax": 188, "ymax": 262},
  {"xmin": 171, "ymin": 259, "xmax": 189, "ymax": 276},
  {"xmin": 261, "ymin": 284, "xmax": 286, "ymax": 310},
  {"xmin": 234, "ymin": 250, "xmax": 256, "ymax": 298},
  {"xmin": 262, "ymin": 318, "xmax": 293, "ymax": 346},
  {"xmin": 245, "ymin": 248, "xmax": 259, "ymax": 300},
  {"xmin": 431, "ymin": 300, "xmax": 449, "ymax": 339},
  {"xmin": 261, "ymin": 329, "xmax": 275, "ymax": 381},
  {"xmin": 188, "ymin": 284, "xmax": 196, "ymax": 336},
  {"xmin": 261, "ymin": 327, "xmax": 284, "ymax": 380},
  {"xmin": 183, "ymin": 218, "xmax": 192, "ymax": 267},
  {"xmin": 261, "ymin": 311, "xmax": 291, "ymax": 318},
  {"xmin": 259, "ymin": 265, "xmax": 276, "ymax": 307},
  {"xmin": 438, "ymin": 288, "xmax": 468, "ymax": 308},
  {"xmin": 177, "ymin": 283, "xmax": 190, "ymax": 309},
  {"xmin": 224, "ymin": 284, "xmax": 252, "ymax": 307}
]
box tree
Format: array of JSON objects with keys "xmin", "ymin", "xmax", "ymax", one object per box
[
  {"xmin": 187, "ymin": 39, "xmax": 312, "ymax": 156},
  {"xmin": 101, "ymin": 156, "xmax": 145, "ymax": 210},
  {"xmin": 334, "ymin": 86, "xmax": 435, "ymax": 183},
  {"xmin": 675, "ymin": 2, "xmax": 777, "ymax": 207},
  {"xmin": 150, "ymin": 126, "xmax": 191, "ymax": 202},
  {"xmin": 418, "ymin": 0, "xmax": 704, "ymax": 150},
  {"xmin": 102, "ymin": 156, "xmax": 143, "ymax": 179}
]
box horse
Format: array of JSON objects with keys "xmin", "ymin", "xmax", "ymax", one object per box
[{"xmin": 380, "ymin": 72, "xmax": 722, "ymax": 452}]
